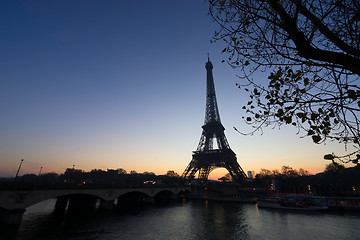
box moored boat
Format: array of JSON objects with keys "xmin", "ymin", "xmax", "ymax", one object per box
[
  {"xmin": 257, "ymin": 194, "xmax": 328, "ymax": 211},
  {"xmin": 326, "ymin": 197, "xmax": 360, "ymax": 210}
]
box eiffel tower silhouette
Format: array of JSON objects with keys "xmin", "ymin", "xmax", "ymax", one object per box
[{"xmin": 182, "ymin": 58, "xmax": 248, "ymax": 182}]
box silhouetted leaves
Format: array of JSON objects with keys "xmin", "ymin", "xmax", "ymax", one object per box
[{"xmin": 208, "ymin": 0, "xmax": 360, "ymax": 165}]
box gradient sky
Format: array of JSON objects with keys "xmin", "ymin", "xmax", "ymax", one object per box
[{"xmin": 0, "ymin": 0, "xmax": 353, "ymax": 179}]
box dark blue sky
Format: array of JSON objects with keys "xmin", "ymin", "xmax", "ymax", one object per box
[{"xmin": 0, "ymin": 0, "xmax": 340, "ymax": 177}]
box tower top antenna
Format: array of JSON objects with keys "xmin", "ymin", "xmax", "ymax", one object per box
[{"xmin": 207, "ymin": 53, "xmax": 210, "ymax": 61}]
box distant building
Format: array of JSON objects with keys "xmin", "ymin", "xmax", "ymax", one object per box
[{"xmin": 247, "ymin": 171, "xmax": 255, "ymax": 179}]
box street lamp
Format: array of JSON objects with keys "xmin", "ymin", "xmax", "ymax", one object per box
[{"xmin": 14, "ymin": 159, "xmax": 24, "ymax": 183}]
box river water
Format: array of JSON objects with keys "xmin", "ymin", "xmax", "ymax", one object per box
[{"xmin": 1, "ymin": 198, "xmax": 360, "ymax": 240}]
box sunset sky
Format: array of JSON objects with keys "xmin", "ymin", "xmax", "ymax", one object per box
[{"xmin": 0, "ymin": 0, "xmax": 352, "ymax": 179}]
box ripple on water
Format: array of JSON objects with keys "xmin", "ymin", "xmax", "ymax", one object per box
[{"xmin": 1, "ymin": 199, "xmax": 360, "ymax": 240}]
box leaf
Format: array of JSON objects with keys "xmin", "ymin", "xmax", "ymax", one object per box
[
  {"xmin": 347, "ymin": 89, "xmax": 356, "ymax": 100},
  {"xmin": 274, "ymin": 83, "xmax": 280, "ymax": 90},
  {"xmin": 312, "ymin": 135, "xmax": 321, "ymax": 143},
  {"xmin": 246, "ymin": 117, "xmax": 252, "ymax": 122},
  {"xmin": 305, "ymin": 61, "xmax": 313, "ymax": 66},
  {"xmin": 304, "ymin": 78, "xmax": 309, "ymax": 86},
  {"xmin": 324, "ymin": 154, "xmax": 334, "ymax": 160},
  {"xmin": 284, "ymin": 116, "xmax": 292, "ymax": 124},
  {"xmin": 296, "ymin": 112, "xmax": 305, "ymax": 118},
  {"xmin": 244, "ymin": 60, "xmax": 250, "ymax": 66},
  {"xmin": 311, "ymin": 112, "xmax": 319, "ymax": 120}
]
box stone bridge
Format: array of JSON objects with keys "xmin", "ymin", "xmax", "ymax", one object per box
[{"xmin": 0, "ymin": 186, "xmax": 190, "ymax": 225}]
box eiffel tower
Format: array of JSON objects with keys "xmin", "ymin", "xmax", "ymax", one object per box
[{"xmin": 182, "ymin": 58, "xmax": 248, "ymax": 182}]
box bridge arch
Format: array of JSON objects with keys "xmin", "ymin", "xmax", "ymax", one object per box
[
  {"xmin": 154, "ymin": 190, "xmax": 177, "ymax": 203},
  {"xmin": 116, "ymin": 191, "xmax": 151, "ymax": 206}
]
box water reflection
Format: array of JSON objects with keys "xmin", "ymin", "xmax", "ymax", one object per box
[
  {"xmin": 1, "ymin": 199, "xmax": 360, "ymax": 240},
  {"xmin": 188, "ymin": 200, "xmax": 250, "ymax": 240}
]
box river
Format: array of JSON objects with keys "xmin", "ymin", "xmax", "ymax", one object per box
[{"xmin": 1, "ymin": 198, "xmax": 360, "ymax": 240}]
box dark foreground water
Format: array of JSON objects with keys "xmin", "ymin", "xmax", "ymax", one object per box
[{"xmin": 1, "ymin": 199, "xmax": 360, "ymax": 240}]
